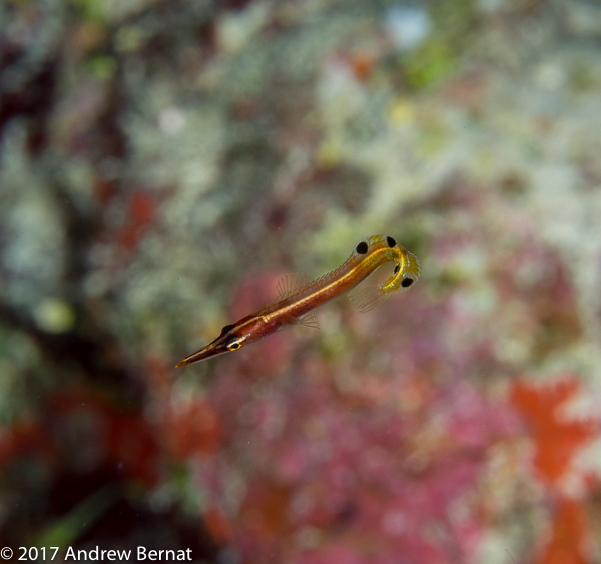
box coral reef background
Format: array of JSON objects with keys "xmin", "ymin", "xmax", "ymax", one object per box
[{"xmin": 2, "ymin": 0, "xmax": 601, "ymax": 563}]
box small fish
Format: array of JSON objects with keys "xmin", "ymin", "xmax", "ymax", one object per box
[{"xmin": 176, "ymin": 235, "xmax": 420, "ymax": 367}]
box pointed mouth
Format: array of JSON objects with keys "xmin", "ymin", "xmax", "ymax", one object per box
[{"xmin": 175, "ymin": 341, "xmax": 227, "ymax": 367}]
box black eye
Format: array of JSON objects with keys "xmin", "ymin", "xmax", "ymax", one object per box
[
  {"xmin": 401, "ymin": 277, "xmax": 414, "ymax": 288},
  {"xmin": 227, "ymin": 341, "xmax": 241, "ymax": 351},
  {"xmin": 386, "ymin": 236, "xmax": 396, "ymax": 248},
  {"xmin": 356, "ymin": 241, "xmax": 368, "ymax": 254}
]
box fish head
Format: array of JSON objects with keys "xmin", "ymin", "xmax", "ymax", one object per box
[{"xmin": 176, "ymin": 316, "xmax": 265, "ymax": 367}]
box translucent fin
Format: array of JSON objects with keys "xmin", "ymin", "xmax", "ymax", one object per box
[
  {"xmin": 348, "ymin": 282, "xmax": 390, "ymax": 313},
  {"xmin": 298, "ymin": 313, "xmax": 320, "ymax": 330},
  {"xmin": 276, "ymin": 273, "xmax": 312, "ymax": 300}
]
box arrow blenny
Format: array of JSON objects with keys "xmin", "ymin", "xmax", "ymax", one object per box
[{"xmin": 176, "ymin": 235, "xmax": 420, "ymax": 367}]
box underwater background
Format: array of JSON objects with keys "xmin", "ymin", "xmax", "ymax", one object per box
[{"xmin": 2, "ymin": 0, "xmax": 601, "ymax": 562}]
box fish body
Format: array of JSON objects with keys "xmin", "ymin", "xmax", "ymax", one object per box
[{"xmin": 176, "ymin": 235, "xmax": 420, "ymax": 367}]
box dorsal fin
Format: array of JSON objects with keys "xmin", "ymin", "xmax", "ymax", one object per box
[
  {"xmin": 272, "ymin": 238, "xmax": 382, "ymax": 306},
  {"xmin": 276, "ymin": 273, "xmax": 312, "ymax": 300}
]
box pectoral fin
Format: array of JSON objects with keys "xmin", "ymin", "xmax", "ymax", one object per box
[
  {"xmin": 348, "ymin": 283, "xmax": 389, "ymax": 313},
  {"xmin": 297, "ymin": 312, "xmax": 320, "ymax": 330}
]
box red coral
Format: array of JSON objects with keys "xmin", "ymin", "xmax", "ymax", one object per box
[
  {"xmin": 165, "ymin": 399, "xmax": 222, "ymax": 460},
  {"xmin": 511, "ymin": 377, "xmax": 599, "ymax": 564},
  {"xmin": 511, "ymin": 378, "xmax": 598, "ymax": 486},
  {"xmin": 203, "ymin": 503, "xmax": 234, "ymax": 547},
  {"xmin": 0, "ymin": 390, "xmax": 162, "ymax": 487},
  {"xmin": 118, "ymin": 190, "xmax": 156, "ymax": 249},
  {"xmin": 536, "ymin": 497, "xmax": 590, "ymax": 564},
  {"xmin": 0, "ymin": 418, "xmax": 56, "ymax": 470},
  {"xmin": 106, "ymin": 410, "xmax": 160, "ymax": 486}
]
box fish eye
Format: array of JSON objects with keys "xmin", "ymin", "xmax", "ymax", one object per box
[
  {"xmin": 386, "ymin": 236, "xmax": 396, "ymax": 248},
  {"xmin": 401, "ymin": 277, "xmax": 414, "ymax": 288},
  {"xmin": 226, "ymin": 339, "xmax": 243, "ymax": 351}
]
